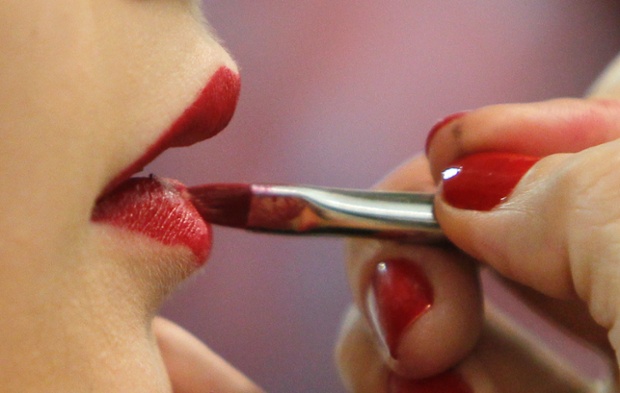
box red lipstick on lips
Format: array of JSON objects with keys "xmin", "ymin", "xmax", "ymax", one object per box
[
  {"xmin": 102, "ymin": 67, "xmax": 241, "ymax": 196},
  {"xmin": 93, "ymin": 177, "xmax": 212, "ymax": 262},
  {"xmin": 93, "ymin": 66, "xmax": 240, "ymax": 264}
]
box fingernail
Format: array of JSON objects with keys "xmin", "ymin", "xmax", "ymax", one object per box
[
  {"xmin": 389, "ymin": 371, "xmax": 473, "ymax": 393},
  {"xmin": 441, "ymin": 152, "xmax": 539, "ymax": 211},
  {"xmin": 425, "ymin": 111, "xmax": 469, "ymax": 155},
  {"xmin": 366, "ymin": 258, "xmax": 433, "ymax": 359}
]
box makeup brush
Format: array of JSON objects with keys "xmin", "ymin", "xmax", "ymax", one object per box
[{"xmin": 187, "ymin": 183, "xmax": 445, "ymax": 243}]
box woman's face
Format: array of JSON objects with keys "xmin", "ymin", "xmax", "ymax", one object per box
[{"xmin": 0, "ymin": 1, "xmax": 241, "ymax": 390}]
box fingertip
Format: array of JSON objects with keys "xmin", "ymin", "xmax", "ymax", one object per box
[
  {"xmin": 425, "ymin": 111, "xmax": 470, "ymax": 157},
  {"xmin": 373, "ymin": 153, "xmax": 436, "ymax": 193},
  {"xmin": 357, "ymin": 246, "xmax": 483, "ymax": 379},
  {"xmin": 433, "ymin": 152, "xmax": 576, "ymax": 298},
  {"xmin": 336, "ymin": 307, "xmax": 389, "ymax": 393},
  {"xmin": 153, "ymin": 317, "xmax": 265, "ymax": 393},
  {"xmin": 389, "ymin": 248, "xmax": 483, "ymax": 379},
  {"xmin": 439, "ymin": 152, "xmax": 539, "ymax": 211},
  {"xmin": 425, "ymin": 112, "xmax": 470, "ymax": 184},
  {"xmin": 427, "ymin": 99, "xmax": 620, "ymax": 182}
]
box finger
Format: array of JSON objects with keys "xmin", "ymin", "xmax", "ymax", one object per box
[
  {"xmin": 336, "ymin": 304, "xmax": 601, "ymax": 393},
  {"xmin": 425, "ymin": 98, "xmax": 620, "ymax": 183},
  {"xmin": 346, "ymin": 155, "xmax": 483, "ymax": 378},
  {"xmin": 347, "ymin": 239, "xmax": 482, "ymax": 378},
  {"xmin": 425, "ymin": 99, "xmax": 620, "ymax": 344},
  {"xmin": 589, "ymin": 53, "xmax": 620, "ymax": 99},
  {"xmin": 336, "ymin": 307, "xmax": 389, "ymax": 393},
  {"xmin": 496, "ymin": 274, "xmax": 613, "ymax": 357},
  {"xmin": 336, "ymin": 306, "xmax": 478, "ymax": 393},
  {"xmin": 153, "ymin": 317, "xmax": 264, "ymax": 393},
  {"xmin": 382, "ymin": 152, "xmax": 612, "ymax": 355},
  {"xmin": 374, "ymin": 154, "xmax": 437, "ymax": 193},
  {"xmin": 432, "ymin": 143, "xmax": 620, "ymax": 350}
]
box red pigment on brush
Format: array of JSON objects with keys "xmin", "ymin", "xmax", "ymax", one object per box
[
  {"xmin": 247, "ymin": 191, "xmax": 309, "ymax": 231},
  {"xmin": 93, "ymin": 67, "xmax": 240, "ymax": 263},
  {"xmin": 188, "ymin": 183, "xmax": 253, "ymax": 228}
]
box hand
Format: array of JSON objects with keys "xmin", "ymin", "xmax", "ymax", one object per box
[
  {"xmin": 154, "ymin": 317, "xmax": 264, "ymax": 393},
  {"xmin": 336, "ymin": 97, "xmax": 620, "ymax": 392}
]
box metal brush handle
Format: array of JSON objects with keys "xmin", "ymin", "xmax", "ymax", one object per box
[{"xmin": 252, "ymin": 185, "xmax": 443, "ymax": 242}]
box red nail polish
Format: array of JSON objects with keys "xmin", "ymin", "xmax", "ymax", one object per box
[
  {"xmin": 389, "ymin": 371, "xmax": 473, "ymax": 393},
  {"xmin": 425, "ymin": 111, "xmax": 469, "ymax": 155},
  {"xmin": 441, "ymin": 152, "xmax": 539, "ymax": 211},
  {"xmin": 367, "ymin": 259, "xmax": 433, "ymax": 359}
]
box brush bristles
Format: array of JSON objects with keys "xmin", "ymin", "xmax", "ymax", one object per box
[{"xmin": 187, "ymin": 183, "xmax": 252, "ymax": 228}]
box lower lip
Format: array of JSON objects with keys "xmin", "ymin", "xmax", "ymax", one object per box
[{"xmin": 92, "ymin": 177, "xmax": 212, "ymax": 264}]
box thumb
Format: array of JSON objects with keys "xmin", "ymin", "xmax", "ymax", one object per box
[{"xmin": 434, "ymin": 146, "xmax": 620, "ymax": 340}]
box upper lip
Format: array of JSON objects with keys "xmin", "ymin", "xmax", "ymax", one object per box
[{"xmin": 100, "ymin": 66, "xmax": 241, "ymax": 197}]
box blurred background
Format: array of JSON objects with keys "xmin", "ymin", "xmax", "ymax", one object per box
[{"xmin": 149, "ymin": 2, "xmax": 620, "ymax": 391}]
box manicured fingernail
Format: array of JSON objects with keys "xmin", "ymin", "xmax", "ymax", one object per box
[
  {"xmin": 441, "ymin": 152, "xmax": 539, "ymax": 211},
  {"xmin": 425, "ymin": 111, "xmax": 469, "ymax": 155},
  {"xmin": 366, "ymin": 259, "xmax": 433, "ymax": 359},
  {"xmin": 389, "ymin": 371, "xmax": 473, "ymax": 393}
]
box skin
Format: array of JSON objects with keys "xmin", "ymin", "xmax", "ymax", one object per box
[
  {"xmin": 0, "ymin": 1, "xmax": 261, "ymax": 392},
  {"xmin": 7, "ymin": 1, "xmax": 620, "ymax": 392},
  {"xmin": 336, "ymin": 55, "xmax": 620, "ymax": 391}
]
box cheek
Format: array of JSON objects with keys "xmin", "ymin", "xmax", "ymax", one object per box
[
  {"xmin": 0, "ymin": 3, "xmax": 240, "ymax": 267},
  {"xmin": 0, "ymin": 1, "xmax": 236, "ymax": 218},
  {"xmin": 83, "ymin": 2, "xmax": 238, "ymax": 186},
  {"xmin": 0, "ymin": 4, "xmax": 117, "ymax": 218}
]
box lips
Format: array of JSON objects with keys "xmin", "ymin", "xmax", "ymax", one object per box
[{"xmin": 92, "ymin": 66, "xmax": 241, "ymax": 265}]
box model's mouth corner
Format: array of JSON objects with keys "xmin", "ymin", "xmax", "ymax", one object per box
[
  {"xmin": 96, "ymin": 64, "xmax": 241, "ymax": 203},
  {"xmin": 89, "ymin": 65, "xmax": 240, "ymax": 263}
]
